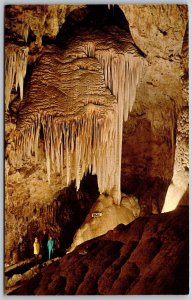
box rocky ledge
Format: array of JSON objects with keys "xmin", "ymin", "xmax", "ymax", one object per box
[{"xmin": 7, "ymin": 206, "xmax": 189, "ymax": 295}]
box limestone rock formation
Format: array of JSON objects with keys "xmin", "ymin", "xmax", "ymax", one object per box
[
  {"xmin": 4, "ymin": 5, "xmax": 189, "ymax": 293},
  {"xmin": 5, "ymin": 44, "xmax": 28, "ymax": 110},
  {"xmin": 162, "ymin": 23, "xmax": 189, "ymax": 212},
  {"xmin": 12, "ymin": 25, "xmax": 145, "ymax": 204},
  {"xmin": 120, "ymin": 4, "xmax": 187, "ymax": 59},
  {"xmin": 6, "ymin": 206, "xmax": 189, "ymax": 295},
  {"xmin": 5, "ymin": 5, "xmax": 86, "ymax": 49},
  {"xmin": 68, "ymin": 193, "xmax": 140, "ymax": 252},
  {"xmin": 119, "ymin": 4, "xmax": 188, "ymax": 213}
]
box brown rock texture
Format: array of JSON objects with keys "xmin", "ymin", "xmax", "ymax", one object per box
[
  {"xmin": 120, "ymin": 4, "xmax": 187, "ymax": 59},
  {"xmin": 7, "ymin": 206, "xmax": 189, "ymax": 295},
  {"xmin": 119, "ymin": 4, "xmax": 188, "ymax": 212},
  {"xmin": 5, "ymin": 5, "xmax": 86, "ymax": 48},
  {"xmin": 5, "ymin": 176, "xmax": 98, "ymax": 265},
  {"xmin": 162, "ymin": 18, "xmax": 189, "ymax": 212},
  {"xmin": 4, "ymin": 4, "xmax": 189, "ymax": 274},
  {"xmin": 68, "ymin": 193, "xmax": 140, "ymax": 252}
]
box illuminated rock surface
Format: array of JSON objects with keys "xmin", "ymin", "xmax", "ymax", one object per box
[
  {"xmin": 68, "ymin": 193, "xmax": 140, "ymax": 252},
  {"xmin": 4, "ymin": 5, "xmax": 188, "ymax": 294},
  {"xmin": 13, "ymin": 26, "xmax": 145, "ymax": 204},
  {"xmin": 5, "ymin": 44, "xmax": 28, "ymax": 110},
  {"xmin": 6, "ymin": 207, "xmax": 189, "ymax": 295},
  {"xmin": 162, "ymin": 23, "xmax": 189, "ymax": 212}
]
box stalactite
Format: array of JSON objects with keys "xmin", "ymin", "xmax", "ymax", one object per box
[
  {"xmin": 15, "ymin": 107, "xmax": 117, "ymax": 199},
  {"xmin": 94, "ymin": 51, "xmax": 145, "ymax": 122},
  {"xmin": 91, "ymin": 49, "xmax": 146, "ymax": 204},
  {"xmin": 13, "ymin": 30, "xmax": 146, "ymax": 206},
  {"xmin": 86, "ymin": 42, "xmax": 95, "ymax": 58},
  {"xmin": 22, "ymin": 23, "xmax": 29, "ymax": 43},
  {"xmin": 5, "ymin": 45, "xmax": 29, "ymax": 110}
]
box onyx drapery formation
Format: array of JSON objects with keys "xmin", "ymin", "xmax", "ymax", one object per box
[{"xmin": 10, "ymin": 26, "xmax": 146, "ymax": 205}]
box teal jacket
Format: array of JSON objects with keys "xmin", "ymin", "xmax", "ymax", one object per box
[{"xmin": 47, "ymin": 239, "xmax": 54, "ymax": 251}]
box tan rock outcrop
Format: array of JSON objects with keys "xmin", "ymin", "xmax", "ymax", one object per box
[
  {"xmin": 120, "ymin": 4, "xmax": 187, "ymax": 59},
  {"xmin": 68, "ymin": 193, "xmax": 140, "ymax": 252}
]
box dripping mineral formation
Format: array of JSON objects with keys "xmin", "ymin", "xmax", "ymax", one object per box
[
  {"xmin": 4, "ymin": 4, "xmax": 189, "ymax": 295},
  {"xmin": 13, "ymin": 26, "xmax": 146, "ymax": 205},
  {"xmin": 5, "ymin": 44, "xmax": 28, "ymax": 110}
]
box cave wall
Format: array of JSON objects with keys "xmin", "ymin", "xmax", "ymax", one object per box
[
  {"xmin": 119, "ymin": 4, "xmax": 188, "ymax": 212},
  {"xmin": 5, "ymin": 5, "xmax": 86, "ymax": 51},
  {"xmin": 5, "ymin": 4, "xmax": 88, "ymax": 266},
  {"xmin": 4, "ymin": 4, "xmax": 188, "ymax": 265},
  {"xmin": 162, "ymin": 22, "xmax": 189, "ymax": 212}
]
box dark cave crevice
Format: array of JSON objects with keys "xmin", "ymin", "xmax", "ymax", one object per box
[
  {"xmin": 55, "ymin": 3, "xmax": 145, "ymax": 60},
  {"xmin": 10, "ymin": 173, "xmax": 99, "ymax": 265}
]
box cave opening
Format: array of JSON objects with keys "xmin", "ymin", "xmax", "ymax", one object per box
[
  {"xmin": 52, "ymin": 172, "xmax": 99, "ymax": 253},
  {"xmin": 10, "ymin": 172, "xmax": 99, "ymax": 263},
  {"xmin": 55, "ymin": 4, "xmax": 130, "ymax": 46}
]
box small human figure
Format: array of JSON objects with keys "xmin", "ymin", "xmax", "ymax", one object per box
[
  {"xmin": 42, "ymin": 231, "xmax": 48, "ymax": 261},
  {"xmin": 33, "ymin": 237, "xmax": 40, "ymax": 264},
  {"xmin": 47, "ymin": 236, "xmax": 54, "ymax": 260}
]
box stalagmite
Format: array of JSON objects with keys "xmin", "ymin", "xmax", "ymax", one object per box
[{"xmin": 5, "ymin": 45, "xmax": 29, "ymax": 110}]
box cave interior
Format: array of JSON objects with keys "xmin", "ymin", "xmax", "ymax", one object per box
[{"xmin": 4, "ymin": 4, "xmax": 189, "ymax": 295}]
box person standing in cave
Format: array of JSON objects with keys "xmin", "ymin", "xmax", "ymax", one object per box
[
  {"xmin": 33, "ymin": 237, "xmax": 40, "ymax": 265},
  {"xmin": 42, "ymin": 231, "xmax": 48, "ymax": 261},
  {"xmin": 47, "ymin": 236, "xmax": 54, "ymax": 260}
]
